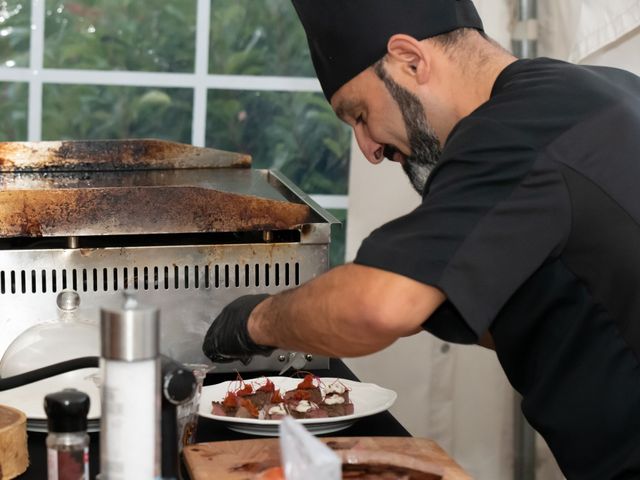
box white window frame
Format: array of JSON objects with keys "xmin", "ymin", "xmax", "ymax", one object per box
[{"xmin": 0, "ymin": 0, "xmax": 349, "ymax": 210}]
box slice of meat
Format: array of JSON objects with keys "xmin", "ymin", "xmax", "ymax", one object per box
[
  {"xmin": 284, "ymin": 387, "xmax": 322, "ymax": 404},
  {"xmin": 264, "ymin": 403, "xmax": 289, "ymax": 420},
  {"xmin": 284, "ymin": 374, "xmax": 324, "ymax": 404},
  {"xmin": 286, "ymin": 400, "xmax": 328, "ymax": 419},
  {"xmin": 211, "ymin": 391, "xmax": 239, "ymax": 417},
  {"xmin": 323, "ymin": 379, "xmax": 351, "ymax": 403},
  {"xmin": 236, "ymin": 398, "xmax": 260, "ymax": 419},
  {"xmin": 256, "ymin": 378, "xmax": 277, "ymax": 394},
  {"xmin": 322, "ymin": 395, "xmax": 355, "ymax": 417},
  {"xmin": 211, "ymin": 402, "xmax": 230, "ymax": 417},
  {"xmin": 240, "ymin": 391, "xmax": 272, "ymax": 410}
]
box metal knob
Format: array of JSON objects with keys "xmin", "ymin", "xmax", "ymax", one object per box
[{"xmin": 56, "ymin": 290, "xmax": 80, "ymax": 311}]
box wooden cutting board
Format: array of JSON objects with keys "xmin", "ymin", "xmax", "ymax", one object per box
[
  {"xmin": 0, "ymin": 405, "xmax": 28, "ymax": 480},
  {"xmin": 184, "ymin": 437, "xmax": 472, "ymax": 479}
]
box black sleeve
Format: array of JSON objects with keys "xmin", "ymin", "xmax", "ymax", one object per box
[{"xmin": 354, "ymin": 118, "xmax": 571, "ymax": 343}]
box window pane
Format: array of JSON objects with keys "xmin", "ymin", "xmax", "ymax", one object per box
[
  {"xmin": 0, "ymin": 0, "xmax": 30, "ymax": 68},
  {"xmin": 44, "ymin": 0, "xmax": 197, "ymax": 72},
  {"xmin": 329, "ymin": 209, "xmax": 347, "ymax": 267},
  {"xmin": 0, "ymin": 82, "xmax": 27, "ymax": 140},
  {"xmin": 43, "ymin": 85, "xmax": 193, "ymax": 141},
  {"xmin": 206, "ymin": 90, "xmax": 350, "ymax": 195},
  {"xmin": 210, "ymin": 0, "xmax": 314, "ymax": 77}
]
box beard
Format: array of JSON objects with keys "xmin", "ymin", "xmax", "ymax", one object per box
[{"xmin": 373, "ymin": 63, "xmax": 442, "ymax": 194}]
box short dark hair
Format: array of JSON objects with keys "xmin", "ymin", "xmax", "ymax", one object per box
[
  {"xmin": 372, "ymin": 27, "xmax": 495, "ymax": 77},
  {"xmin": 430, "ymin": 27, "xmax": 489, "ymax": 51}
]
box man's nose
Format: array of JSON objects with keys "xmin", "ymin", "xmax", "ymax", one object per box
[{"xmin": 353, "ymin": 127, "xmax": 383, "ymax": 165}]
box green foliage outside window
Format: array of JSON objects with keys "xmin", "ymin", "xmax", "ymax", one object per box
[
  {"xmin": 42, "ymin": 85, "xmax": 193, "ymax": 141},
  {"xmin": 0, "ymin": 82, "xmax": 27, "ymax": 140},
  {"xmin": 210, "ymin": 0, "xmax": 314, "ymax": 77},
  {"xmin": 328, "ymin": 209, "xmax": 347, "ymax": 268},
  {"xmin": 206, "ymin": 90, "xmax": 350, "ymax": 196},
  {"xmin": 44, "ymin": 0, "xmax": 197, "ymax": 71},
  {"xmin": 0, "ymin": 0, "xmax": 30, "ymax": 68}
]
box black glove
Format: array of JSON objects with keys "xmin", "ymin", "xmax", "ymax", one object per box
[{"xmin": 202, "ymin": 294, "xmax": 275, "ymax": 365}]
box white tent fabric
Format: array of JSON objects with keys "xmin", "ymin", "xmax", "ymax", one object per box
[
  {"xmin": 539, "ymin": 0, "xmax": 640, "ymax": 64},
  {"xmin": 570, "ymin": 0, "xmax": 640, "ymax": 62}
]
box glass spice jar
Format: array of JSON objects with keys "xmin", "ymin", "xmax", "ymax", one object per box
[{"xmin": 44, "ymin": 389, "xmax": 90, "ymax": 480}]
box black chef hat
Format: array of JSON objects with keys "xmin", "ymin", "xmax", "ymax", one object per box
[{"xmin": 292, "ymin": 0, "xmax": 484, "ymax": 100}]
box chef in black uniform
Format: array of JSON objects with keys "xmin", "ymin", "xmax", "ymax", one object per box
[{"xmin": 203, "ymin": 1, "xmax": 640, "ymax": 477}]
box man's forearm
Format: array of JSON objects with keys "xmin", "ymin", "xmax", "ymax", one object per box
[{"xmin": 247, "ymin": 263, "xmax": 445, "ymax": 358}]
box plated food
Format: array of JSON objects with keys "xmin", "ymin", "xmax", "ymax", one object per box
[
  {"xmin": 211, "ymin": 374, "xmax": 355, "ymax": 420},
  {"xmin": 199, "ymin": 376, "xmax": 397, "ymax": 435}
]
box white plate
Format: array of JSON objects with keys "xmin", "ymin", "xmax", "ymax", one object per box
[
  {"xmin": 198, "ymin": 376, "xmax": 397, "ymax": 436},
  {"xmin": 0, "ymin": 368, "xmax": 101, "ymax": 432}
]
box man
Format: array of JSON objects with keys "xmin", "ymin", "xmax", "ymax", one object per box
[{"xmin": 203, "ymin": 0, "xmax": 640, "ymax": 477}]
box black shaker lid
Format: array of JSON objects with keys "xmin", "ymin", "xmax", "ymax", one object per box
[{"xmin": 44, "ymin": 388, "xmax": 90, "ymax": 433}]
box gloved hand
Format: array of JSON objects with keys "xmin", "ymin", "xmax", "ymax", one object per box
[{"xmin": 202, "ymin": 294, "xmax": 275, "ymax": 365}]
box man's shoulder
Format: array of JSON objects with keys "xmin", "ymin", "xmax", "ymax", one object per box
[{"xmin": 446, "ymin": 58, "xmax": 640, "ymax": 157}]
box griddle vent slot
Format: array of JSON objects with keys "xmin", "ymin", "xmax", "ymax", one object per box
[{"xmin": 0, "ymin": 262, "xmax": 301, "ymax": 295}]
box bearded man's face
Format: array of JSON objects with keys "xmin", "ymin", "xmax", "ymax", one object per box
[{"xmin": 374, "ymin": 62, "xmax": 442, "ymax": 194}]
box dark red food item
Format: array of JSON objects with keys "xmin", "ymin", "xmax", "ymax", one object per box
[
  {"xmin": 286, "ymin": 400, "xmax": 328, "ymax": 419},
  {"xmin": 52, "ymin": 450, "xmax": 86, "ymax": 480},
  {"xmin": 236, "ymin": 398, "xmax": 260, "ymax": 418},
  {"xmin": 236, "ymin": 383, "xmax": 254, "ymax": 397},
  {"xmin": 211, "ymin": 391, "xmax": 239, "ymax": 416},
  {"xmin": 284, "ymin": 387, "xmax": 322, "ymax": 404},
  {"xmin": 322, "ymin": 399, "xmax": 355, "ymax": 417},
  {"xmin": 257, "ymin": 379, "xmax": 276, "ymax": 393},
  {"xmin": 286, "ymin": 390, "xmax": 311, "ymax": 401},
  {"xmin": 249, "ymin": 391, "xmax": 275, "ymax": 409},
  {"xmin": 264, "ymin": 403, "xmax": 288, "ymax": 420},
  {"xmin": 270, "ymin": 390, "xmax": 283, "ymax": 404},
  {"xmin": 222, "ymin": 391, "xmax": 238, "ymax": 407},
  {"xmin": 297, "ymin": 374, "xmax": 317, "ymax": 390}
]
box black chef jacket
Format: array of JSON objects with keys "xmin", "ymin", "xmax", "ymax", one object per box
[{"xmin": 355, "ymin": 57, "xmax": 640, "ymax": 479}]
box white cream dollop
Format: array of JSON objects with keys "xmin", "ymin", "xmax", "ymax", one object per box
[
  {"xmin": 294, "ymin": 400, "xmax": 318, "ymax": 413},
  {"xmin": 267, "ymin": 404, "xmax": 287, "ymax": 416},
  {"xmin": 324, "ymin": 394, "xmax": 345, "ymax": 405}
]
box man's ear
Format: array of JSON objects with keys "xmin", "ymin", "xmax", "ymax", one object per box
[{"xmin": 386, "ymin": 34, "xmax": 430, "ymax": 85}]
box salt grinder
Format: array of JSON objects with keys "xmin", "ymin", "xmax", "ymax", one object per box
[{"xmin": 99, "ymin": 293, "xmax": 160, "ymax": 479}]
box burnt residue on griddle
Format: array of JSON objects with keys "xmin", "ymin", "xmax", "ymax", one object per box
[
  {"xmin": 0, "ymin": 142, "xmax": 28, "ymax": 170},
  {"xmin": 0, "ymin": 186, "xmax": 311, "ymax": 238},
  {"xmin": 54, "ymin": 139, "xmax": 173, "ymax": 170},
  {"xmin": 0, "ymin": 139, "xmax": 252, "ymax": 172},
  {"xmin": 20, "ymin": 217, "xmax": 43, "ymax": 237}
]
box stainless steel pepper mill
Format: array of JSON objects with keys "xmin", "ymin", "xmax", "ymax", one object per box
[{"xmin": 99, "ymin": 292, "xmax": 160, "ymax": 480}]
